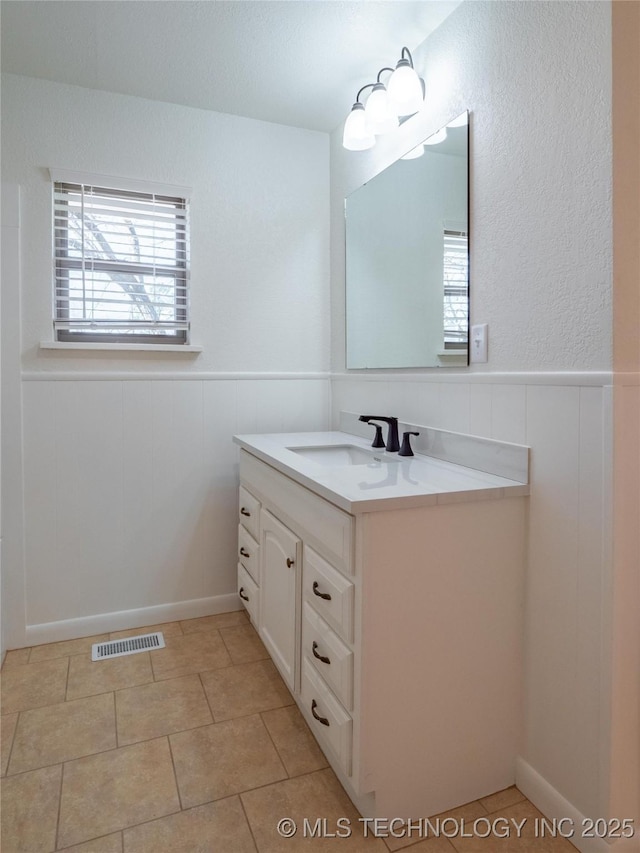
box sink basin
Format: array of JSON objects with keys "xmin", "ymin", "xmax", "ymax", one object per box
[{"xmin": 288, "ymin": 444, "xmax": 398, "ymax": 466}]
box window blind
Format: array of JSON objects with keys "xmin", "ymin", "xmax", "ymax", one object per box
[
  {"xmin": 53, "ymin": 182, "xmax": 189, "ymax": 343},
  {"xmin": 443, "ymin": 229, "xmax": 469, "ymax": 346}
]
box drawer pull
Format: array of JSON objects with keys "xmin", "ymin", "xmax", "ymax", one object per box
[
  {"xmin": 311, "ymin": 699, "xmax": 330, "ymax": 727},
  {"xmin": 312, "ymin": 641, "xmax": 330, "ymax": 665},
  {"xmin": 312, "ymin": 581, "xmax": 332, "ymax": 601},
  {"xmin": 240, "ymin": 507, "xmax": 251, "ymax": 517},
  {"xmin": 286, "ymin": 557, "xmax": 295, "ymax": 568},
  {"xmin": 239, "ymin": 587, "xmax": 249, "ymax": 602},
  {"xmin": 240, "ymin": 547, "xmax": 250, "ymax": 558}
]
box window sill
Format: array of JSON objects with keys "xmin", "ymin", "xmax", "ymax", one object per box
[
  {"xmin": 40, "ymin": 341, "xmax": 203, "ymax": 354},
  {"xmin": 437, "ymin": 350, "xmax": 468, "ymax": 365}
]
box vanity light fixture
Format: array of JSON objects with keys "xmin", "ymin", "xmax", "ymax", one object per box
[{"xmin": 342, "ymin": 46, "xmax": 425, "ymax": 152}]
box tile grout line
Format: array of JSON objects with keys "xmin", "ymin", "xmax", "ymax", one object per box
[
  {"xmin": 166, "ymin": 734, "xmax": 185, "ymax": 811},
  {"xmin": 64, "ymin": 655, "xmax": 71, "ymax": 702},
  {"xmin": 198, "ymin": 671, "xmax": 218, "ymax": 724},
  {"xmin": 66, "ymin": 804, "xmax": 184, "ymax": 851},
  {"xmin": 6, "ymin": 716, "xmax": 256, "ymax": 779},
  {"xmin": 170, "ymin": 767, "xmax": 325, "ymax": 813},
  {"xmin": 258, "ymin": 710, "xmax": 291, "ymax": 779},
  {"xmin": 5, "ymin": 712, "xmax": 247, "ymax": 780},
  {"xmin": 4, "ymin": 710, "xmax": 21, "ymax": 777},
  {"xmin": 54, "ymin": 761, "xmax": 65, "ymax": 851},
  {"xmin": 203, "ymin": 701, "xmax": 296, "ymax": 727},
  {"xmin": 111, "ymin": 796, "xmax": 266, "ymax": 846},
  {"xmin": 216, "ymin": 627, "xmax": 236, "ymax": 665},
  {"xmin": 113, "ymin": 690, "xmax": 119, "ymax": 749},
  {"xmin": 238, "ymin": 793, "xmax": 261, "ymax": 853},
  {"xmin": 6, "ymin": 677, "xmax": 157, "ymax": 718}
]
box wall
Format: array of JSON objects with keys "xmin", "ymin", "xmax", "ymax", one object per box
[
  {"xmin": 331, "ymin": 1, "xmax": 612, "ymax": 375},
  {"xmin": 610, "ymin": 0, "xmax": 640, "ymax": 829},
  {"xmin": 1, "ymin": 74, "xmax": 331, "ymax": 647},
  {"xmin": 330, "ymin": 0, "xmax": 623, "ymax": 839}
]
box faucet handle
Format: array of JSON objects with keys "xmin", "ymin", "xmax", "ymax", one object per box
[
  {"xmin": 365, "ymin": 423, "xmax": 386, "ymax": 449},
  {"xmin": 399, "ymin": 431, "xmax": 420, "ymax": 457}
]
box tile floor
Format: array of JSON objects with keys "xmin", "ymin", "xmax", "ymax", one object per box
[{"xmin": 1, "ymin": 611, "xmax": 578, "ymax": 852}]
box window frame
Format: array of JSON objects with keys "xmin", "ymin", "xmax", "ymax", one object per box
[{"xmin": 52, "ymin": 177, "xmax": 190, "ymax": 346}]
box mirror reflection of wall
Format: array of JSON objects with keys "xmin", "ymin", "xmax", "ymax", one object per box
[{"xmin": 345, "ymin": 112, "xmax": 469, "ymax": 369}]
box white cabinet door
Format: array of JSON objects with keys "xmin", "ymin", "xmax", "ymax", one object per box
[{"xmin": 260, "ymin": 509, "xmax": 301, "ymax": 691}]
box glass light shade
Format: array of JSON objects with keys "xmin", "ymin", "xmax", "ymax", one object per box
[
  {"xmin": 401, "ymin": 143, "xmax": 425, "ymax": 160},
  {"xmin": 387, "ymin": 60, "xmax": 424, "ymax": 116},
  {"xmin": 424, "ymin": 127, "xmax": 447, "ymax": 145},
  {"xmin": 343, "ymin": 103, "xmax": 375, "ymax": 151},
  {"xmin": 364, "ymin": 85, "xmax": 399, "ymax": 135}
]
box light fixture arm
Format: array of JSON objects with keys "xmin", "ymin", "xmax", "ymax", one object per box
[
  {"xmin": 400, "ymin": 46, "xmax": 414, "ymax": 66},
  {"xmin": 355, "ymin": 83, "xmax": 376, "ymax": 104},
  {"xmin": 376, "ymin": 67, "xmax": 395, "ymax": 83}
]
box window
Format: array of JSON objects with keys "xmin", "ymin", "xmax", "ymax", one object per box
[
  {"xmin": 443, "ymin": 228, "xmax": 469, "ymax": 349},
  {"xmin": 53, "ymin": 180, "xmax": 189, "ymax": 344}
]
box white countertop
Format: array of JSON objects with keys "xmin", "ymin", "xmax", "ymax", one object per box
[{"xmin": 233, "ymin": 431, "xmax": 529, "ymax": 514}]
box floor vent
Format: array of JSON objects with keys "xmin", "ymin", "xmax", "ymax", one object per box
[{"xmin": 91, "ymin": 632, "xmax": 165, "ymax": 662}]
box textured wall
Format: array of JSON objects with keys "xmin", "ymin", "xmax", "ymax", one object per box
[
  {"xmin": 329, "ymin": 0, "xmax": 617, "ymax": 832},
  {"xmin": 331, "ymin": 0, "xmax": 612, "ymax": 373},
  {"xmin": 2, "ymin": 73, "xmax": 330, "ymax": 374}
]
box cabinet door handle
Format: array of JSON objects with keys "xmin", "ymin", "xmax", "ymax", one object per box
[
  {"xmin": 311, "ymin": 699, "xmax": 330, "ymax": 727},
  {"xmin": 239, "ymin": 587, "xmax": 249, "ymax": 602},
  {"xmin": 240, "ymin": 507, "xmax": 251, "ymax": 517},
  {"xmin": 312, "ymin": 641, "xmax": 330, "ymax": 665},
  {"xmin": 286, "ymin": 557, "xmax": 295, "ymax": 568},
  {"xmin": 240, "ymin": 547, "xmax": 250, "ymax": 558},
  {"xmin": 312, "ymin": 581, "xmax": 332, "ymax": 601}
]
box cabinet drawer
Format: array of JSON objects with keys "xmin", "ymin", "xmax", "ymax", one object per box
[
  {"xmin": 238, "ymin": 562, "xmax": 259, "ymax": 625},
  {"xmin": 240, "ymin": 451, "xmax": 353, "ymax": 575},
  {"xmin": 238, "ymin": 486, "xmax": 260, "ymax": 541},
  {"xmin": 302, "ymin": 601, "xmax": 353, "ymax": 711},
  {"xmin": 238, "ymin": 524, "xmax": 259, "ymax": 584},
  {"xmin": 303, "ymin": 546, "xmax": 354, "ymax": 643},
  {"xmin": 301, "ymin": 658, "xmax": 352, "ymax": 775}
]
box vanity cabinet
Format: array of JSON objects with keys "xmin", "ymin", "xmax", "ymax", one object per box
[{"xmin": 237, "ymin": 447, "xmax": 526, "ymax": 820}]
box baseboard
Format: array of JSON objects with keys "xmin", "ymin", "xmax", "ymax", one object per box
[
  {"xmin": 516, "ymin": 758, "xmax": 637, "ymax": 853},
  {"xmin": 24, "ymin": 594, "xmax": 242, "ymax": 646}
]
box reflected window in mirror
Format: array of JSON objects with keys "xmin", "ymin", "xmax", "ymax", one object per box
[
  {"xmin": 345, "ymin": 111, "xmax": 469, "ymax": 369},
  {"xmin": 443, "ymin": 226, "xmax": 469, "ymax": 351}
]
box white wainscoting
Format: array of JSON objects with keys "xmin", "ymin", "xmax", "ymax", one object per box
[
  {"xmin": 20, "ymin": 376, "xmax": 330, "ymax": 642},
  {"xmin": 331, "ymin": 373, "xmax": 612, "ymax": 828}
]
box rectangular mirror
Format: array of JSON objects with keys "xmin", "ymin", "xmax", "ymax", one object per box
[{"xmin": 345, "ymin": 111, "xmax": 469, "ymax": 368}]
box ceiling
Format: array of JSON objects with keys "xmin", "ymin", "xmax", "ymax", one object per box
[{"xmin": 0, "ymin": 0, "xmax": 460, "ymax": 133}]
